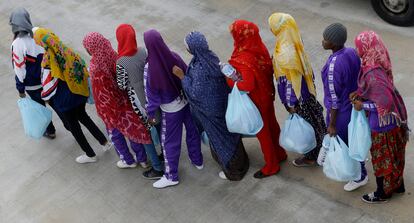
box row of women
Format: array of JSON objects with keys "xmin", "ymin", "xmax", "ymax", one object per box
[{"xmin": 10, "ymin": 8, "xmax": 408, "ymax": 203}]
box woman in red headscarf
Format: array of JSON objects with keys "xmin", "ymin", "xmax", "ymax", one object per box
[
  {"xmin": 227, "ymin": 20, "xmax": 286, "ymax": 178},
  {"xmin": 115, "ymin": 24, "xmax": 164, "ymax": 180},
  {"xmin": 351, "ymin": 31, "xmax": 408, "ymax": 204}
]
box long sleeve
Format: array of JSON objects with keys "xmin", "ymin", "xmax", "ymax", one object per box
[
  {"xmin": 227, "ymin": 66, "xmax": 255, "ymax": 92},
  {"xmin": 362, "ymin": 101, "xmax": 377, "ymax": 112},
  {"xmin": 143, "ymin": 63, "xmax": 161, "ymax": 119},
  {"xmin": 327, "ymin": 57, "xmax": 342, "ymax": 110},
  {"xmin": 116, "ymin": 64, "xmax": 128, "ymax": 90},
  {"xmin": 277, "ymin": 76, "xmax": 298, "ymax": 107},
  {"xmin": 11, "ymin": 44, "xmax": 26, "ymax": 93}
]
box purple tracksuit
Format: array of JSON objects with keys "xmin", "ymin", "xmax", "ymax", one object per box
[
  {"xmin": 109, "ymin": 128, "xmax": 147, "ymax": 165},
  {"xmin": 322, "ymin": 47, "xmax": 367, "ymax": 180},
  {"xmin": 145, "ymin": 72, "xmax": 202, "ymax": 182},
  {"xmin": 322, "ymin": 47, "xmax": 360, "ymax": 144}
]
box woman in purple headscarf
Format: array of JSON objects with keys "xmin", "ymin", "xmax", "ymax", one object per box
[{"xmin": 144, "ymin": 29, "xmax": 203, "ymax": 189}]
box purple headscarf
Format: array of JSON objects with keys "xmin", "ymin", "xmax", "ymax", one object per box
[{"xmin": 144, "ymin": 29, "xmax": 187, "ymax": 103}]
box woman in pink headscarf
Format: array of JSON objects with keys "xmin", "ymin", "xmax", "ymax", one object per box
[{"xmin": 351, "ymin": 31, "xmax": 408, "ymax": 204}]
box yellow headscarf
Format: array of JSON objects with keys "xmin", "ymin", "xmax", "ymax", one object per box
[
  {"xmin": 34, "ymin": 28, "xmax": 89, "ymax": 97},
  {"xmin": 268, "ymin": 13, "xmax": 316, "ymax": 97}
]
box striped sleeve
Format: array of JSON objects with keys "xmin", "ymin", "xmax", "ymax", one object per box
[{"xmin": 328, "ymin": 56, "xmax": 339, "ymax": 109}]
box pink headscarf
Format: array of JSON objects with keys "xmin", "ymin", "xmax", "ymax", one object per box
[
  {"xmin": 83, "ymin": 32, "xmax": 151, "ymax": 144},
  {"xmin": 355, "ymin": 31, "xmax": 407, "ymax": 128}
]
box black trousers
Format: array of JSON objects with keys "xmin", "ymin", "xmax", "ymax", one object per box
[{"xmin": 61, "ymin": 103, "xmax": 107, "ymax": 157}]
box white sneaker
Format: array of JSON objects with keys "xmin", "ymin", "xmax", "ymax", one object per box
[
  {"xmin": 218, "ymin": 171, "xmax": 228, "ymax": 180},
  {"xmin": 192, "ymin": 163, "xmax": 203, "ymax": 170},
  {"xmin": 140, "ymin": 162, "xmax": 150, "ymax": 169},
  {"xmin": 153, "ymin": 176, "xmax": 179, "ymax": 189},
  {"xmin": 75, "ymin": 154, "xmax": 97, "ymax": 164},
  {"xmin": 344, "ymin": 176, "xmax": 369, "ymax": 192},
  {"xmin": 102, "ymin": 142, "xmax": 113, "ymax": 152},
  {"xmin": 117, "ymin": 160, "xmax": 137, "ymax": 169}
]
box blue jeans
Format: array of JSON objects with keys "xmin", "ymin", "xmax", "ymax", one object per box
[{"xmin": 143, "ymin": 143, "xmax": 163, "ymax": 172}]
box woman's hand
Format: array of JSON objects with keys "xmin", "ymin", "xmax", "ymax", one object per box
[
  {"xmin": 349, "ymin": 91, "xmax": 358, "ymax": 101},
  {"xmin": 287, "ymin": 107, "xmax": 296, "ymax": 114},
  {"xmin": 352, "ymin": 100, "xmax": 363, "ymax": 111},
  {"xmin": 172, "ymin": 65, "xmax": 185, "ymax": 80},
  {"xmin": 327, "ymin": 125, "xmax": 337, "ymax": 137}
]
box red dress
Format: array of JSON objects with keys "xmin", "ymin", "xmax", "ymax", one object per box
[{"xmin": 227, "ymin": 20, "xmax": 286, "ymax": 175}]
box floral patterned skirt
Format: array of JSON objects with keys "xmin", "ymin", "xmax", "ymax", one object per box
[{"xmin": 371, "ymin": 127, "xmax": 406, "ymax": 195}]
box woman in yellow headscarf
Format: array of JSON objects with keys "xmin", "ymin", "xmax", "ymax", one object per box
[
  {"xmin": 268, "ymin": 13, "xmax": 326, "ymax": 167},
  {"xmin": 34, "ymin": 27, "xmax": 111, "ymax": 164}
]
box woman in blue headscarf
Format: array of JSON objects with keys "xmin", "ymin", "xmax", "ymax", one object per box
[{"xmin": 172, "ymin": 31, "xmax": 249, "ymax": 181}]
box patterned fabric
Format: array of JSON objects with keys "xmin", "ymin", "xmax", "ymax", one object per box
[
  {"xmin": 355, "ymin": 31, "xmax": 408, "ymax": 128},
  {"xmin": 355, "ymin": 31, "xmax": 393, "ymax": 80},
  {"xmin": 182, "ymin": 31, "xmax": 242, "ymax": 169},
  {"xmin": 371, "ymin": 127, "xmax": 406, "ymax": 196},
  {"xmin": 229, "ymin": 20, "xmax": 274, "ymax": 101},
  {"xmin": 116, "ymin": 24, "xmax": 138, "ymax": 57},
  {"xmin": 82, "ymin": 32, "xmax": 150, "ymax": 144},
  {"xmin": 116, "ymin": 63, "xmax": 151, "ymax": 130},
  {"xmin": 295, "ymin": 96, "xmax": 327, "ymax": 160},
  {"xmin": 268, "ymin": 13, "xmax": 316, "ymax": 98},
  {"xmin": 33, "ymin": 28, "xmax": 89, "ymax": 97}
]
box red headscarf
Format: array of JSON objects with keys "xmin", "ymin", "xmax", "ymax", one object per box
[
  {"xmin": 229, "ymin": 20, "xmax": 274, "ymax": 100},
  {"xmin": 83, "ymin": 32, "xmax": 150, "ymax": 144},
  {"xmin": 355, "ymin": 31, "xmax": 407, "ymax": 128},
  {"xmin": 116, "ymin": 24, "xmax": 138, "ymax": 58}
]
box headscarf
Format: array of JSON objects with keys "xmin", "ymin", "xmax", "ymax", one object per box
[
  {"xmin": 144, "ymin": 29, "xmax": 187, "ymax": 102},
  {"xmin": 116, "ymin": 24, "xmax": 138, "ymax": 58},
  {"xmin": 184, "ymin": 31, "xmax": 228, "ymax": 114},
  {"xmin": 268, "ymin": 13, "xmax": 316, "ymax": 98},
  {"xmin": 355, "ymin": 31, "xmax": 407, "ymax": 128},
  {"xmin": 229, "ymin": 20, "xmax": 274, "ymax": 99},
  {"xmin": 9, "ymin": 8, "xmax": 33, "ymax": 37},
  {"xmin": 184, "ymin": 31, "xmax": 238, "ymax": 168},
  {"xmin": 34, "ymin": 28, "xmax": 89, "ymax": 97},
  {"xmin": 355, "ymin": 30, "xmax": 393, "ymax": 81},
  {"xmin": 82, "ymin": 32, "xmax": 150, "ymax": 144}
]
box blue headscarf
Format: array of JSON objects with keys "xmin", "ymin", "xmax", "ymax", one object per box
[{"xmin": 182, "ymin": 31, "xmax": 240, "ymax": 169}]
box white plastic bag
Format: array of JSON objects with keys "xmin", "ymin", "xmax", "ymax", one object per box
[
  {"xmin": 348, "ymin": 109, "xmax": 372, "ymax": 161},
  {"xmin": 225, "ymin": 84, "xmax": 263, "ymax": 135},
  {"xmin": 323, "ymin": 136, "xmax": 361, "ymax": 182},
  {"xmin": 17, "ymin": 98, "xmax": 52, "ymax": 139},
  {"xmin": 279, "ymin": 113, "xmax": 316, "ymax": 154}
]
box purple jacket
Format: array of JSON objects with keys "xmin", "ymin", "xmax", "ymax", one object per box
[
  {"xmin": 322, "ymin": 47, "xmax": 360, "ymax": 113},
  {"xmin": 363, "ymin": 101, "xmax": 396, "ymax": 133},
  {"xmin": 277, "ymin": 76, "xmax": 311, "ymax": 107}
]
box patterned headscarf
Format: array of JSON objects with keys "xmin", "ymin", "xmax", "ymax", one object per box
[
  {"xmin": 34, "ymin": 28, "xmax": 89, "ymax": 97},
  {"xmin": 268, "ymin": 13, "xmax": 316, "ymax": 98},
  {"xmin": 82, "ymin": 32, "xmax": 151, "ymax": 144},
  {"xmin": 355, "ymin": 31, "xmax": 407, "ymax": 128},
  {"xmin": 355, "ymin": 30, "xmax": 393, "ymax": 82},
  {"xmin": 229, "ymin": 20, "xmax": 274, "ymax": 99},
  {"xmin": 183, "ymin": 31, "xmax": 239, "ymax": 168},
  {"xmin": 116, "ymin": 24, "xmax": 138, "ymax": 58}
]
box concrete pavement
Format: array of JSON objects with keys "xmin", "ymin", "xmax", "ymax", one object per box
[{"xmin": 0, "ymin": 0, "xmax": 413, "ymax": 222}]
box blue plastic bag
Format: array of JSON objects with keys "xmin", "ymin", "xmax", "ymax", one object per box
[
  {"xmin": 323, "ymin": 136, "xmax": 361, "ymax": 182},
  {"xmin": 348, "ymin": 109, "xmax": 372, "ymax": 161},
  {"xmin": 225, "ymin": 84, "xmax": 263, "ymax": 135},
  {"xmin": 17, "ymin": 98, "xmax": 52, "ymax": 139},
  {"xmin": 150, "ymin": 127, "xmax": 160, "ymax": 146},
  {"xmin": 279, "ymin": 113, "xmax": 316, "ymax": 154},
  {"xmin": 201, "ymin": 131, "xmax": 210, "ymax": 146},
  {"xmin": 87, "ymin": 78, "xmax": 95, "ymax": 104}
]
